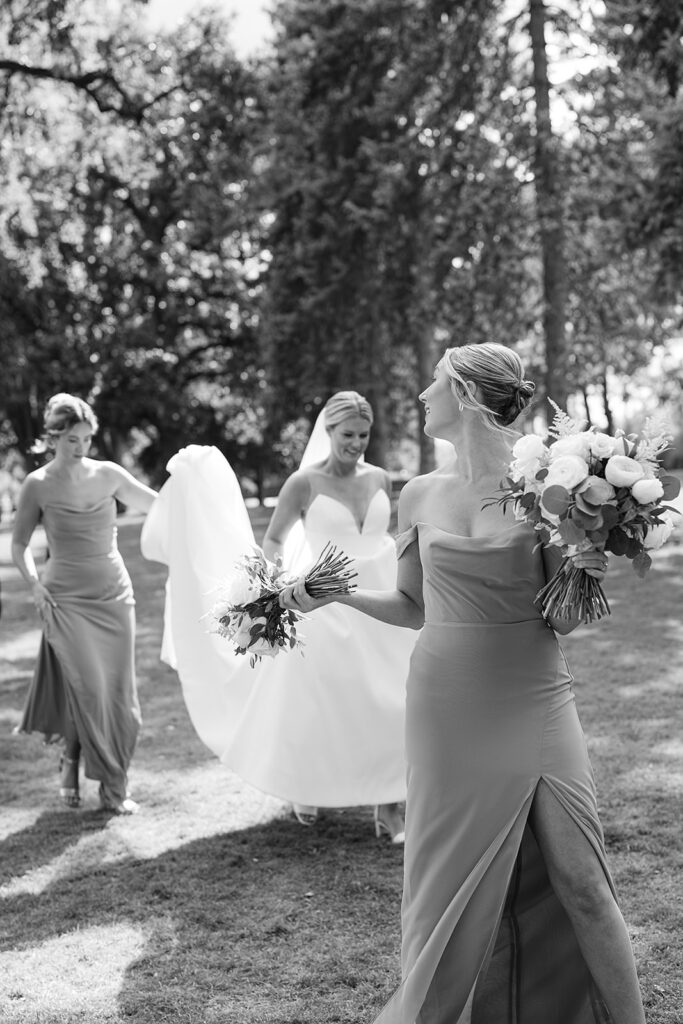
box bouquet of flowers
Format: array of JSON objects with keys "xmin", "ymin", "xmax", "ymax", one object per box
[
  {"xmin": 208, "ymin": 542, "xmax": 357, "ymax": 665},
  {"xmin": 489, "ymin": 402, "xmax": 680, "ymax": 622}
]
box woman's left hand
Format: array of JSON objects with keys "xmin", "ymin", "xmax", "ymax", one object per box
[{"xmin": 570, "ymin": 549, "xmax": 608, "ymax": 580}]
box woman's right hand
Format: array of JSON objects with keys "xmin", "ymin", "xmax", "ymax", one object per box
[
  {"xmin": 32, "ymin": 580, "xmax": 56, "ymax": 615},
  {"xmin": 278, "ymin": 578, "xmax": 334, "ymax": 614}
]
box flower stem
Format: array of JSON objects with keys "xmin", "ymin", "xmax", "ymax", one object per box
[{"xmin": 536, "ymin": 557, "xmax": 611, "ymax": 623}]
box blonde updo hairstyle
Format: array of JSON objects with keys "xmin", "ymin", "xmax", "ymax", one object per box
[
  {"xmin": 323, "ymin": 391, "xmax": 374, "ymax": 430},
  {"xmin": 36, "ymin": 393, "xmax": 99, "ymax": 453},
  {"xmin": 442, "ymin": 343, "xmax": 536, "ymax": 430}
]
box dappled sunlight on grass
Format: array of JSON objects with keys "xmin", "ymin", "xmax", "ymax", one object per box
[
  {"xmin": 1, "ymin": 517, "xmax": 681, "ymax": 1021},
  {"xmin": 0, "ymin": 806, "xmax": 45, "ymax": 843},
  {"xmin": 0, "ymin": 923, "xmax": 147, "ymax": 1023},
  {"xmin": 1, "ymin": 766, "xmax": 289, "ymax": 899}
]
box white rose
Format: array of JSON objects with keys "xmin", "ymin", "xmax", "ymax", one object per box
[
  {"xmin": 631, "ymin": 478, "xmax": 664, "ymax": 504},
  {"xmin": 604, "ymin": 455, "xmax": 645, "ymax": 488},
  {"xmin": 644, "ymin": 512, "xmax": 677, "ymax": 550},
  {"xmin": 510, "ymin": 457, "xmax": 542, "ymax": 483},
  {"xmin": 587, "ymin": 432, "xmax": 618, "ymax": 458},
  {"xmin": 549, "ymin": 433, "xmax": 591, "ymax": 459},
  {"xmin": 512, "ymin": 434, "xmax": 546, "ymax": 461},
  {"xmin": 223, "ymin": 574, "xmax": 261, "ymax": 607},
  {"xmin": 544, "ymin": 454, "xmax": 590, "ymax": 490}
]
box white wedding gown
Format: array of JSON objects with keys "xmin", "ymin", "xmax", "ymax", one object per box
[{"xmin": 141, "ymin": 445, "xmax": 416, "ymax": 806}]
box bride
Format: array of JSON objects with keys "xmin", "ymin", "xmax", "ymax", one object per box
[{"xmin": 141, "ymin": 391, "xmax": 417, "ymax": 841}]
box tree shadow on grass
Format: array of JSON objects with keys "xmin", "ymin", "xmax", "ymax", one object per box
[
  {"xmin": 0, "ymin": 809, "xmax": 115, "ymax": 886},
  {"xmin": 0, "ymin": 811, "xmax": 403, "ymax": 1024}
]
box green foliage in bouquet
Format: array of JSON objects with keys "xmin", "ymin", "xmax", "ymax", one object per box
[{"xmin": 487, "ymin": 402, "xmax": 681, "ymax": 622}]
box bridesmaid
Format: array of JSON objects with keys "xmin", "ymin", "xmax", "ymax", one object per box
[
  {"xmin": 12, "ymin": 394, "xmax": 157, "ymax": 814},
  {"xmin": 280, "ymin": 344, "xmax": 645, "ymax": 1023}
]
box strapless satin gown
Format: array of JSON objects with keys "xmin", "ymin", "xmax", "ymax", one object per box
[
  {"xmin": 19, "ymin": 500, "xmax": 140, "ymax": 806},
  {"xmin": 375, "ymin": 522, "xmax": 614, "ymax": 1024},
  {"xmin": 141, "ymin": 446, "xmax": 416, "ymax": 806}
]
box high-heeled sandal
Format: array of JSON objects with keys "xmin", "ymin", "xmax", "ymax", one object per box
[
  {"xmin": 292, "ymin": 803, "xmax": 319, "ymax": 826},
  {"xmin": 58, "ymin": 755, "xmax": 81, "ymax": 809},
  {"xmin": 374, "ymin": 805, "xmax": 405, "ymax": 845}
]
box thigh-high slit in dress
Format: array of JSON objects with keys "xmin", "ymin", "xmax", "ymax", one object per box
[
  {"xmin": 18, "ymin": 499, "xmax": 140, "ymax": 806},
  {"xmin": 374, "ymin": 522, "xmax": 615, "ymax": 1024}
]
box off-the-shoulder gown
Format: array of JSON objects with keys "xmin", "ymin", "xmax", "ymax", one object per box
[
  {"xmin": 375, "ymin": 521, "xmax": 614, "ymax": 1024},
  {"xmin": 19, "ymin": 499, "xmax": 140, "ymax": 807},
  {"xmin": 141, "ymin": 446, "xmax": 416, "ymax": 806}
]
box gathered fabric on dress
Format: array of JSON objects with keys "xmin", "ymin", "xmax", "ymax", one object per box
[
  {"xmin": 19, "ymin": 499, "xmax": 140, "ymax": 806},
  {"xmin": 374, "ymin": 522, "xmax": 613, "ymax": 1024},
  {"xmin": 141, "ymin": 446, "xmax": 416, "ymax": 806}
]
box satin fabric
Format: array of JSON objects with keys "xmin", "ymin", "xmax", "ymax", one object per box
[
  {"xmin": 141, "ymin": 445, "xmax": 416, "ymax": 805},
  {"xmin": 374, "ymin": 523, "xmax": 613, "ymax": 1024},
  {"xmin": 19, "ymin": 499, "xmax": 140, "ymax": 805}
]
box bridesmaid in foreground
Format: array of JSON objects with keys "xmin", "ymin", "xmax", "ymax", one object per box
[
  {"xmin": 12, "ymin": 394, "xmax": 156, "ymax": 814},
  {"xmin": 280, "ymin": 343, "xmax": 644, "ymax": 1023}
]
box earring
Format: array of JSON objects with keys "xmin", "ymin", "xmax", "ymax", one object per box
[{"xmin": 458, "ymin": 401, "xmax": 464, "ymax": 412}]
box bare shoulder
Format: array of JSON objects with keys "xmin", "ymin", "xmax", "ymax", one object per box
[
  {"xmin": 17, "ymin": 468, "xmax": 46, "ymax": 501},
  {"xmin": 397, "ymin": 473, "xmax": 435, "ymax": 529},
  {"xmin": 360, "ymin": 461, "xmax": 392, "ymax": 492},
  {"xmin": 277, "ymin": 469, "xmax": 313, "ymax": 505},
  {"xmin": 96, "ymin": 459, "xmax": 124, "ymax": 478}
]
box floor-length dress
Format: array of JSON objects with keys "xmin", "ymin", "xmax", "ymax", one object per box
[
  {"xmin": 19, "ymin": 500, "xmax": 140, "ymax": 806},
  {"xmin": 141, "ymin": 446, "xmax": 416, "ymax": 806},
  {"xmin": 376, "ymin": 522, "xmax": 613, "ymax": 1024}
]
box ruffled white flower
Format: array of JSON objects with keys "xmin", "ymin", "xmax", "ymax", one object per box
[
  {"xmin": 631, "ymin": 478, "xmax": 664, "ymax": 505},
  {"xmin": 510, "ymin": 434, "xmax": 547, "ymax": 483},
  {"xmin": 549, "ymin": 433, "xmax": 591, "ymax": 460},
  {"xmin": 604, "ymin": 455, "xmax": 645, "ymax": 488},
  {"xmin": 512, "ymin": 434, "xmax": 546, "ymax": 461},
  {"xmin": 222, "ymin": 573, "xmax": 261, "ymax": 608},
  {"xmin": 544, "ymin": 454, "xmax": 590, "ymax": 490},
  {"xmin": 587, "ymin": 432, "xmax": 618, "ymax": 458},
  {"xmin": 644, "ymin": 512, "xmax": 677, "ymax": 550}
]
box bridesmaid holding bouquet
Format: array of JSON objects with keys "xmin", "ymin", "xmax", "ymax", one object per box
[{"xmin": 281, "ymin": 346, "xmax": 645, "ymax": 1024}]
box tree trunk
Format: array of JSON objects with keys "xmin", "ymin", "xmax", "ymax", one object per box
[
  {"xmin": 415, "ymin": 321, "xmax": 437, "ymax": 475},
  {"xmin": 601, "ymin": 369, "xmax": 615, "ymax": 433},
  {"xmin": 529, "ymin": 0, "xmax": 568, "ymax": 414},
  {"xmin": 364, "ymin": 316, "xmax": 389, "ymax": 468}
]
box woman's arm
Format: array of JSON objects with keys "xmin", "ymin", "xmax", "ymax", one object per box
[
  {"xmin": 279, "ymin": 478, "xmax": 425, "ymax": 628},
  {"xmin": 280, "ymin": 541, "xmax": 424, "ymax": 629},
  {"xmin": 542, "ymin": 545, "xmax": 608, "ymax": 635},
  {"xmin": 11, "ymin": 477, "xmax": 56, "ymax": 610},
  {"xmin": 262, "ymin": 472, "xmax": 310, "ymax": 562},
  {"xmin": 106, "ymin": 463, "xmax": 157, "ymax": 513}
]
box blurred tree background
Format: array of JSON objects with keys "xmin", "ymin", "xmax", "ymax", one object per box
[{"xmin": 1, "ymin": 0, "xmax": 681, "ymax": 502}]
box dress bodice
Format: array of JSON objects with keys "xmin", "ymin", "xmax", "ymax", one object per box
[
  {"xmin": 304, "ymin": 488, "xmax": 391, "ymax": 558},
  {"xmin": 41, "ymin": 498, "xmax": 121, "ymax": 561},
  {"xmin": 398, "ymin": 522, "xmax": 547, "ymax": 625}
]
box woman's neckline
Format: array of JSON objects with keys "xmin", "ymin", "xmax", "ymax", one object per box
[
  {"xmin": 412, "ymin": 520, "xmax": 521, "ymax": 541},
  {"xmin": 307, "ymin": 488, "xmax": 388, "ymax": 534},
  {"xmin": 42, "ymin": 496, "xmax": 113, "ymax": 512}
]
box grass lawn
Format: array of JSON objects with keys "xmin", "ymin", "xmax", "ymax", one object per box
[{"xmin": 1, "ymin": 513, "xmax": 682, "ymax": 1023}]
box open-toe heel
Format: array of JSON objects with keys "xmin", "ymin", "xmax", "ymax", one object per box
[{"xmin": 58, "ymin": 755, "xmax": 81, "ymax": 809}]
